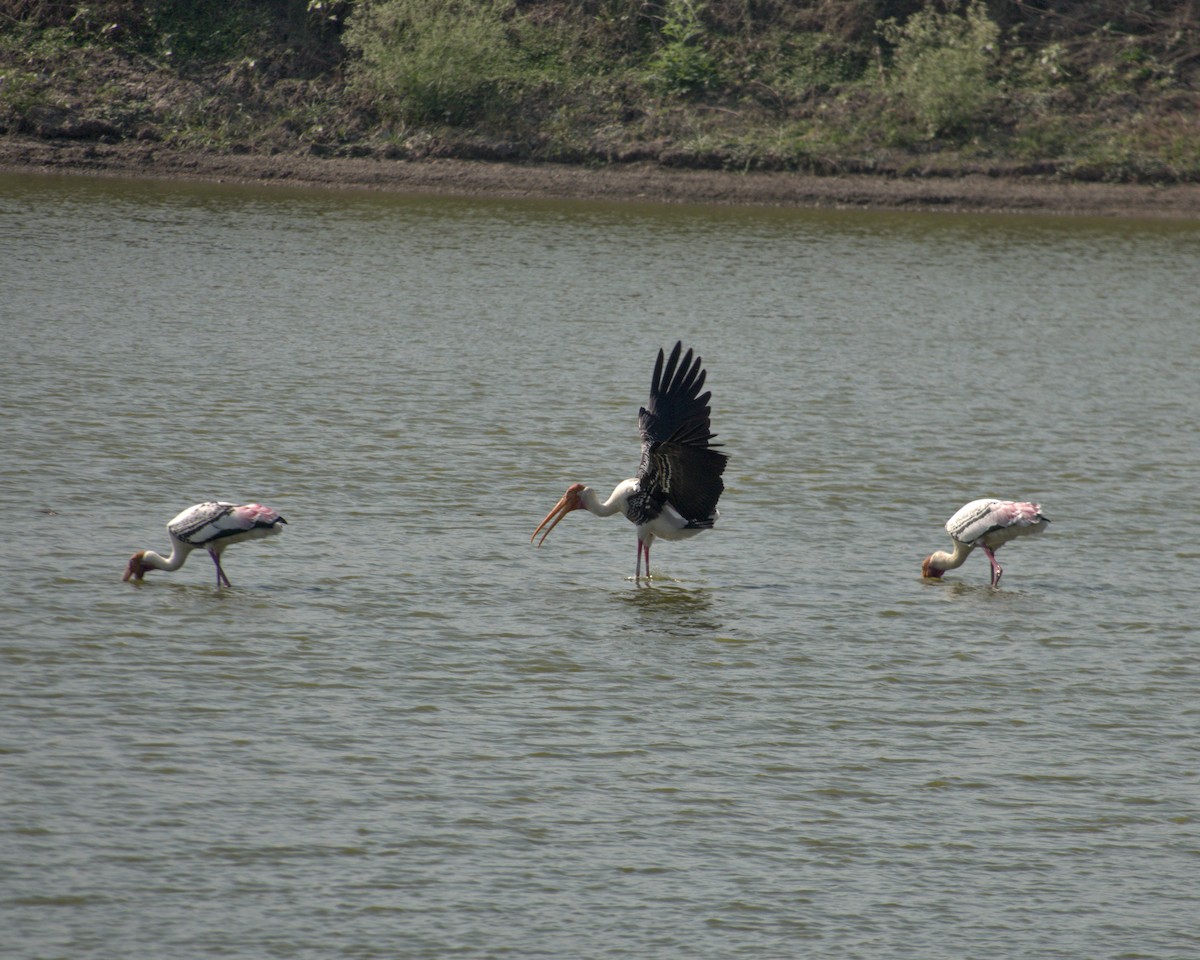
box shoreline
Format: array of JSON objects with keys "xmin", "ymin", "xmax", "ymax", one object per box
[{"xmin": 4, "ymin": 137, "xmax": 1200, "ymax": 219}]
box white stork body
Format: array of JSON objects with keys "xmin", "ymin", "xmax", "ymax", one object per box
[
  {"xmin": 532, "ymin": 341, "xmax": 728, "ymax": 580},
  {"xmin": 123, "ymin": 501, "xmax": 287, "ymax": 587},
  {"xmin": 922, "ymin": 498, "xmax": 1049, "ymax": 587}
]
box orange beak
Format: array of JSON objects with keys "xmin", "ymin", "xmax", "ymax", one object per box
[
  {"xmin": 531, "ymin": 486, "xmax": 584, "ymax": 547},
  {"xmin": 123, "ymin": 551, "xmax": 146, "ymax": 582}
]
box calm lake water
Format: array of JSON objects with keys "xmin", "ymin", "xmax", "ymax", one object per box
[{"xmin": 2, "ymin": 171, "xmax": 1198, "ymax": 960}]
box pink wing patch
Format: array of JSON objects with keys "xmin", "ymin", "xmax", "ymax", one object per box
[
  {"xmin": 947, "ymin": 498, "xmax": 1046, "ymax": 544},
  {"xmin": 997, "ymin": 501, "xmax": 1045, "ymax": 528},
  {"xmin": 232, "ymin": 503, "xmax": 283, "ymax": 528}
]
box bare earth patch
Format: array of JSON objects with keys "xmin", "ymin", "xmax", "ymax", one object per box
[{"xmin": 4, "ymin": 136, "xmax": 1200, "ymax": 219}]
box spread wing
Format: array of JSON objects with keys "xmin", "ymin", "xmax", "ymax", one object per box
[{"xmin": 636, "ymin": 341, "xmax": 728, "ymax": 522}]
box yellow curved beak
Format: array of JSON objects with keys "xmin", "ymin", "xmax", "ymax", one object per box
[{"xmin": 531, "ymin": 490, "xmax": 581, "ymax": 547}]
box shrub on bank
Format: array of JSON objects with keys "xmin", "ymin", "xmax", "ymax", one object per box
[{"xmin": 1, "ymin": 0, "xmax": 1197, "ymax": 181}]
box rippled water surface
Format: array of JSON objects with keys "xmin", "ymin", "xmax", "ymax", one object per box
[{"xmin": 2, "ymin": 173, "xmax": 1198, "ymax": 959}]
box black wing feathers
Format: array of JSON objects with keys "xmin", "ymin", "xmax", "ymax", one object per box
[
  {"xmin": 637, "ymin": 341, "xmax": 728, "ymax": 522},
  {"xmin": 640, "ymin": 342, "xmax": 718, "ymax": 448},
  {"xmin": 642, "ymin": 444, "xmax": 728, "ymax": 525}
]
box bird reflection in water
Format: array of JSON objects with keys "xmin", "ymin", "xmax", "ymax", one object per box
[{"xmin": 616, "ymin": 582, "xmax": 721, "ymax": 637}]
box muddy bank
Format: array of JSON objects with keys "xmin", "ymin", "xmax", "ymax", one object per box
[{"xmin": 4, "ymin": 136, "xmax": 1200, "ymax": 219}]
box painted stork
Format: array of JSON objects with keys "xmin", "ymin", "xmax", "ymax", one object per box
[
  {"xmin": 922, "ymin": 498, "xmax": 1049, "ymax": 587},
  {"xmin": 123, "ymin": 501, "xmax": 287, "ymax": 587},
  {"xmin": 531, "ymin": 341, "xmax": 728, "ymax": 580}
]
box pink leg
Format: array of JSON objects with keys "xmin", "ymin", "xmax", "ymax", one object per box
[
  {"xmin": 209, "ymin": 549, "xmax": 232, "ymax": 588},
  {"xmin": 982, "ymin": 545, "xmax": 1002, "ymax": 587},
  {"xmin": 635, "ymin": 539, "xmax": 652, "ymax": 581}
]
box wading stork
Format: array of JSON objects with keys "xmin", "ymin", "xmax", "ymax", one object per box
[
  {"xmin": 922, "ymin": 498, "xmax": 1049, "ymax": 587},
  {"xmin": 123, "ymin": 501, "xmax": 287, "ymax": 587},
  {"xmin": 531, "ymin": 341, "xmax": 728, "ymax": 580}
]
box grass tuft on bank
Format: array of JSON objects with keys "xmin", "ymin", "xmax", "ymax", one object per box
[{"xmin": 2, "ymin": 0, "xmax": 1197, "ymax": 182}]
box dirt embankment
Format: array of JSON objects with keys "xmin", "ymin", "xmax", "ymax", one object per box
[{"xmin": 5, "ymin": 135, "xmax": 1200, "ymax": 219}]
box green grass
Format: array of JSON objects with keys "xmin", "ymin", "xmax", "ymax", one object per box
[{"xmin": 2, "ymin": 0, "xmax": 1198, "ymax": 182}]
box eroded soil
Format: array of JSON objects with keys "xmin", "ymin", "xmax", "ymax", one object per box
[{"xmin": 5, "ymin": 136, "xmax": 1200, "ymax": 218}]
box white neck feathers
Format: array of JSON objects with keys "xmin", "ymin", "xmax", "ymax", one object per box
[
  {"xmin": 142, "ymin": 543, "xmax": 193, "ymax": 572},
  {"xmin": 928, "ymin": 540, "xmax": 974, "ymax": 572},
  {"xmin": 581, "ymin": 480, "xmax": 638, "ymax": 519}
]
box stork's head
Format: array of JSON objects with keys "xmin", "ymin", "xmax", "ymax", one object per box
[
  {"xmin": 921, "ymin": 556, "xmax": 945, "ymax": 579},
  {"xmin": 123, "ymin": 550, "xmax": 149, "ymax": 582},
  {"xmin": 531, "ymin": 483, "xmax": 587, "ymax": 547}
]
